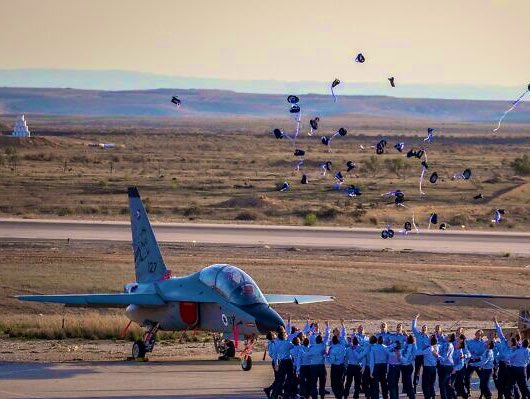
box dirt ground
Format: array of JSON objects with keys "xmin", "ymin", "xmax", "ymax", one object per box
[{"xmin": 0, "ymin": 116, "xmax": 529, "ymax": 231}]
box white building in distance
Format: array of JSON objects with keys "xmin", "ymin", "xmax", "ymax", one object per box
[{"xmin": 12, "ymin": 115, "xmax": 31, "ymax": 137}]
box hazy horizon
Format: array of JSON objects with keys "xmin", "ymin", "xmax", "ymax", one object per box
[{"xmin": 0, "ymin": 68, "xmax": 527, "ymax": 101}]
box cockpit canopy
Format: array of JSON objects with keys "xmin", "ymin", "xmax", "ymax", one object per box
[{"xmin": 199, "ymin": 264, "xmax": 267, "ymax": 306}]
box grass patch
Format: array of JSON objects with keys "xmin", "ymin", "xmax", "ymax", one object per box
[{"xmin": 0, "ymin": 313, "xmax": 211, "ymax": 342}]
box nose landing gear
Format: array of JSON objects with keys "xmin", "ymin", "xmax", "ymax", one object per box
[{"xmin": 239, "ymin": 334, "xmax": 256, "ymax": 371}]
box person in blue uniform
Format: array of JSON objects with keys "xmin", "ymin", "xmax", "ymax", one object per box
[
  {"xmin": 299, "ymin": 337, "xmax": 312, "ymax": 399},
  {"xmin": 453, "ymin": 335, "xmax": 470, "ymax": 399},
  {"xmin": 271, "ymin": 330, "xmax": 294, "ymax": 399},
  {"xmin": 469, "ymin": 340, "xmax": 495, "ymax": 399},
  {"xmin": 377, "ymin": 323, "xmax": 393, "ymax": 345},
  {"xmin": 345, "ymin": 336, "xmax": 368, "ymax": 399},
  {"xmin": 387, "ymin": 341, "xmax": 402, "ymax": 399},
  {"xmin": 265, "ymin": 331, "xmax": 278, "ymax": 399},
  {"xmin": 494, "ymin": 318, "xmax": 512, "ymax": 399},
  {"xmin": 420, "ymin": 335, "xmax": 439, "ymax": 399},
  {"xmin": 370, "ymin": 335, "xmax": 390, "ymax": 399},
  {"xmin": 309, "ymin": 334, "xmax": 328, "ymax": 399},
  {"xmin": 508, "ymin": 338, "xmax": 530, "ymax": 399},
  {"xmin": 353, "ymin": 324, "xmax": 370, "ymax": 347},
  {"xmin": 328, "ymin": 334, "xmax": 347, "ymax": 399},
  {"xmin": 401, "ymin": 334, "xmax": 417, "ymax": 399},
  {"xmin": 437, "ymin": 334, "xmax": 455, "ymax": 399},
  {"xmin": 390, "ymin": 323, "xmax": 408, "ymax": 346},
  {"xmin": 290, "ymin": 336, "xmax": 305, "ymax": 398},
  {"xmin": 466, "ymin": 330, "xmax": 487, "ymax": 395},
  {"xmin": 412, "ymin": 314, "xmax": 430, "ymax": 393}
]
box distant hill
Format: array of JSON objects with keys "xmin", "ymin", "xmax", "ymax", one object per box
[
  {"xmin": 0, "ymin": 68, "xmax": 527, "ymax": 101},
  {"xmin": 0, "ymin": 87, "xmax": 529, "ymax": 124}
]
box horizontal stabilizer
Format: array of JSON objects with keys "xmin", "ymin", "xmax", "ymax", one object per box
[
  {"xmin": 264, "ymin": 294, "xmax": 335, "ymax": 305},
  {"xmin": 17, "ymin": 293, "xmax": 166, "ymax": 308},
  {"xmin": 406, "ymin": 292, "xmax": 530, "ymax": 310}
]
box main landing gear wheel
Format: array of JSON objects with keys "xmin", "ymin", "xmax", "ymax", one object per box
[
  {"xmin": 241, "ymin": 355, "xmax": 252, "ymax": 371},
  {"xmin": 131, "ymin": 322, "xmax": 159, "ymax": 360},
  {"xmin": 132, "ymin": 340, "xmax": 146, "ymax": 358}
]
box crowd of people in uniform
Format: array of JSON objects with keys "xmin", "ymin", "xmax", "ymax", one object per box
[{"xmin": 263, "ymin": 315, "xmax": 530, "ymax": 399}]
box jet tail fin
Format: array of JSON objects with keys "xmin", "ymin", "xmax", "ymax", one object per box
[{"xmin": 128, "ymin": 187, "xmax": 170, "ymax": 283}]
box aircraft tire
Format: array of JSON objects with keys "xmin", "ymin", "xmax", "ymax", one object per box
[
  {"xmin": 132, "ymin": 340, "xmax": 146, "ymax": 359},
  {"xmin": 241, "ymin": 356, "xmax": 252, "ymax": 371}
]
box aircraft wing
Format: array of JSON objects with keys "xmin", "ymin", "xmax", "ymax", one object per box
[
  {"xmin": 406, "ymin": 293, "xmax": 530, "ymax": 310},
  {"xmin": 17, "ymin": 293, "xmax": 166, "ymax": 308},
  {"xmin": 264, "ymin": 294, "xmax": 335, "ymax": 305}
]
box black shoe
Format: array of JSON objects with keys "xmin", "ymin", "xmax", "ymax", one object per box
[
  {"xmin": 264, "ymin": 387, "xmax": 271, "ymax": 399},
  {"xmin": 325, "ymin": 390, "xmax": 331, "ymax": 395}
]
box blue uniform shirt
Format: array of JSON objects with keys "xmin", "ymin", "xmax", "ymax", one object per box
[
  {"xmin": 470, "ymin": 348, "xmax": 494, "ymax": 370},
  {"xmin": 510, "ymin": 347, "xmax": 530, "ymax": 367},
  {"xmin": 467, "ymin": 338, "xmax": 486, "ymax": 360},
  {"xmin": 290, "ymin": 345, "xmax": 305, "ymax": 373},
  {"xmin": 275, "ymin": 338, "xmax": 294, "ymax": 361},
  {"xmin": 411, "ymin": 319, "xmax": 430, "ymax": 351},
  {"xmin": 370, "ymin": 344, "xmax": 391, "ymax": 372},
  {"xmin": 267, "ymin": 340, "xmax": 277, "ymax": 362},
  {"xmin": 453, "ymin": 348, "xmax": 470, "ymax": 371},
  {"xmin": 300, "ymin": 345, "xmax": 312, "ymax": 367},
  {"xmin": 376, "ymin": 331, "xmax": 393, "ymax": 346},
  {"xmin": 422, "ymin": 344, "xmax": 440, "ymax": 367},
  {"xmin": 308, "ymin": 342, "xmax": 327, "ymax": 365},
  {"xmin": 328, "ymin": 343, "xmax": 347, "ymax": 365},
  {"xmin": 346, "ymin": 345, "xmax": 365, "ymax": 367},
  {"xmin": 401, "ymin": 343, "xmax": 417, "ymax": 366},
  {"xmin": 438, "ymin": 342, "xmax": 454, "ymax": 367}
]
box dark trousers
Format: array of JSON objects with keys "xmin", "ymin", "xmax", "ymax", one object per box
[
  {"xmin": 497, "ymin": 362, "xmax": 510, "ymax": 399},
  {"xmin": 371, "ymin": 363, "xmax": 389, "ymax": 399},
  {"xmin": 479, "ymin": 368, "xmax": 493, "ymax": 399},
  {"xmin": 300, "ymin": 365, "xmax": 311, "ymax": 399},
  {"xmin": 454, "ymin": 368, "xmax": 468, "ymax": 399},
  {"xmin": 506, "ymin": 366, "xmax": 522, "ymax": 399},
  {"xmin": 422, "ymin": 365, "xmax": 437, "ymax": 399},
  {"xmin": 268, "ymin": 360, "xmax": 278, "ymax": 390},
  {"xmin": 345, "ymin": 364, "xmax": 363, "ymax": 399},
  {"xmin": 414, "ymin": 355, "xmax": 425, "ymax": 389},
  {"xmin": 439, "ymin": 365, "xmax": 456, "ymax": 399},
  {"xmin": 466, "ymin": 364, "xmax": 481, "ymax": 394},
  {"xmin": 330, "ymin": 364, "xmax": 345, "ymax": 399},
  {"xmin": 272, "ymin": 359, "xmax": 293, "ymax": 398},
  {"xmin": 310, "ymin": 364, "xmax": 327, "ymax": 399},
  {"xmin": 363, "ymin": 365, "xmax": 373, "ymax": 399},
  {"xmin": 388, "ymin": 365, "xmax": 401, "ymax": 399},
  {"xmin": 512, "ymin": 367, "xmax": 529, "ymax": 399},
  {"xmin": 401, "ymin": 364, "xmax": 415, "ymax": 399}
]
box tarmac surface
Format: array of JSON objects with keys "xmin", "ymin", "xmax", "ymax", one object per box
[
  {"xmin": 1, "ymin": 218, "xmax": 530, "ymax": 256},
  {"xmin": 0, "ymin": 359, "xmax": 271, "ymax": 399}
]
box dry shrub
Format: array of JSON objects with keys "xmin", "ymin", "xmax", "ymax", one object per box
[{"xmin": 0, "ymin": 313, "xmax": 210, "ymax": 342}]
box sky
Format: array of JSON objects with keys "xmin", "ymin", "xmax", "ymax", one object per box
[{"xmin": 1, "ymin": 0, "xmax": 529, "ymax": 88}]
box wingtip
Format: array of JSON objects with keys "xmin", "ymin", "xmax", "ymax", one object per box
[{"xmin": 128, "ymin": 187, "xmax": 140, "ymax": 198}]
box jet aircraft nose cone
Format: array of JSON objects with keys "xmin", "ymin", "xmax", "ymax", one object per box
[{"xmin": 243, "ymin": 304, "xmax": 285, "ymax": 334}]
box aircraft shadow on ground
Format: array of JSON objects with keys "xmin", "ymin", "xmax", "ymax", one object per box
[
  {"xmin": 57, "ymin": 394, "xmax": 262, "ymax": 399},
  {"xmin": 0, "ymin": 361, "xmax": 96, "ymax": 380}
]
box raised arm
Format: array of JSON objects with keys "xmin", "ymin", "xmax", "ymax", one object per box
[
  {"xmin": 494, "ymin": 317, "xmax": 507, "ymax": 342},
  {"xmin": 411, "ymin": 314, "xmax": 420, "ymax": 335}
]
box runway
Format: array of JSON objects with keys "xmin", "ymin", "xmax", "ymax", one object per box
[
  {"xmin": 0, "ymin": 360, "xmax": 270, "ymax": 398},
  {"xmin": 1, "ymin": 218, "xmax": 530, "ymax": 256}
]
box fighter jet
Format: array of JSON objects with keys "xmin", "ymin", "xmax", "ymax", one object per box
[{"xmin": 18, "ymin": 187, "xmax": 334, "ymax": 370}]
